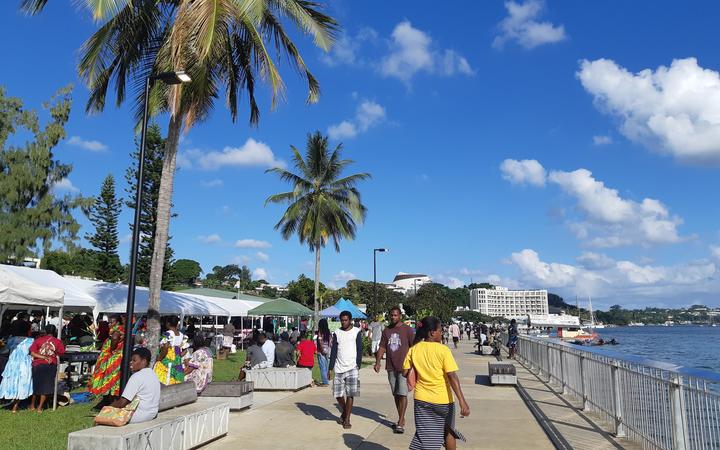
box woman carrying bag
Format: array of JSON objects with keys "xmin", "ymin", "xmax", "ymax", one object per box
[{"xmin": 403, "ymin": 316, "xmax": 471, "ymax": 450}]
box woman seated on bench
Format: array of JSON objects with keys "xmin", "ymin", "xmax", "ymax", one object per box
[
  {"xmin": 184, "ymin": 333, "xmax": 213, "ymax": 393},
  {"xmin": 111, "ymin": 347, "xmax": 161, "ymax": 423}
]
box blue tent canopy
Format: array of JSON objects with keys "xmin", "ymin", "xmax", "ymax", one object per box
[
  {"xmin": 319, "ymin": 305, "xmax": 343, "ymax": 318},
  {"xmin": 333, "ymin": 298, "xmax": 367, "ymax": 320}
]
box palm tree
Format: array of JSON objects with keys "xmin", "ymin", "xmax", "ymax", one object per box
[
  {"xmin": 22, "ymin": 0, "xmax": 338, "ymax": 358},
  {"xmin": 266, "ymin": 132, "xmax": 370, "ymax": 328}
]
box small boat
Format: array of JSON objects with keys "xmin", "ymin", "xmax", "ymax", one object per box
[{"xmin": 628, "ymin": 322, "xmax": 645, "ymax": 327}]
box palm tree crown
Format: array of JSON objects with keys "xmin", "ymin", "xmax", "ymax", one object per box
[{"xmin": 266, "ymin": 132, "xmax": 370, "ymax": 251}]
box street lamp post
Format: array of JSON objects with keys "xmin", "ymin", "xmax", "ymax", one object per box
[
  {"xmin": 121, "ymin": 71, "xmax": 191, "ymax": 390},
  {"xmin": 373, "ymin": 248, "xmax": 387, "ymax": 317}
]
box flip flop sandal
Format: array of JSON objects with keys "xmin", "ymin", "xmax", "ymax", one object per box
[
  {"xmin": 337, "ymin": 416, "xmax": 345, "ymax": 425},
  {"xmin": 343, "ymin": 423, "xmax": 352, "ymax": 429},
  {"xmin": 394, "ymin": 426, "xmax": 405, "ymax": 434}
]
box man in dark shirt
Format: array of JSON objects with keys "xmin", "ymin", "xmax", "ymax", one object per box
[
  {"xmin": 238, "ymin": 338, "xmax": 269, "ymax": 380},
  {"xmin": 274, "ymin": 332, "xmax": 296, "ymax": 367},
  {"xmin": 374, "ymin": 306, "xmax": 415, "ymax": 434}
]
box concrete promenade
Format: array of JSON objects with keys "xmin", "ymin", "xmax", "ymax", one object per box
[{"xmin": 205, "ymin": 339, "xmax": 554, "ymax": 449}]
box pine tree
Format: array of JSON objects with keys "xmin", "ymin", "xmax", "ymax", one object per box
[
  {"xmin": 125, "ymin": 124, "xmax": 174, "ymax": 288},
  {"xmin": 86, "ymin": 174, "xmax": 122, "ymax": 281},
  {"xmin": 0, "ymin": 85, "xmax": 90, "ymax": 262}
]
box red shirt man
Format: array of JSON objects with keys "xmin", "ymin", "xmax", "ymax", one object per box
[{"xmin": 296, "ymin": 335, "xmax": 316, "ymax": 369}]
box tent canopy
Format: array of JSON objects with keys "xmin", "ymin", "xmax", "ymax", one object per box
[
  {"xmin": 70, "ymin": 279, "xmax": 230, "ymax": 316},
  {"xmin": 247, "ymin": 298, "xmax": 313, "ymax": 316},
  {"xmin": 0, "ymin": 265, "xmax": 95, "ymax": 309},
  {"xmin": 0, "ymin": 265, "xmax": 64, "ymax": 307},
  {"xmin": 333, "ymin": 298, "xmax": 367, "ymax": 319},
  {"xmin": 319, "ymin": 305, "xmax": 343, "ymax": 318},
  {"xmin": 187, "ymin": 295, "xmax": 264, "ymax": 317}
]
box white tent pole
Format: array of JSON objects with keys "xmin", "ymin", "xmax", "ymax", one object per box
[{"xmin": 53, "ymin": 305, "xmax": 63, "ymax": 411}]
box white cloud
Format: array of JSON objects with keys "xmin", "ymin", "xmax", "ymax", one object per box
[
  {"xmin": 592, "ymin": 135, "xmax": 613, "ymax": 145},
  {"xmin": 508, "ymin": 248, "xmax": 717, "ymax": 305},
  {"xmin": 179, "ymin": 138, "xmax": 285, "ymax": 170},
  {"xmin": 334, "ymin": 270, "xmax": 356, "ymax": 283},
  {"xmin": 328, "ymin": 121, "xmax": 358, "ymax": 140},
  {"xmin": 328, "ymin": 100, "xmax": 386, "ymax": 140},
  {"xmin": 711, "ymin": 246, "xmax": 720, "ymax": 259},
  {"xmin": 232, "ymin": 255, "xmax": 251, "ymax": 265},
  {"xmin": 511, "ymin": 249, "xmax": 578, "ymax": 287},
  {"xmin": 493, "ymin": 0, "xmax": 567, "ymax": 49},
  {"xmin": 234, "ymin": 239, "xmax": 272, "ymax": 249},
  {"xmin": 578, "ymin": 58, "xmax": 720, "ymax": 164},
  {"xmin": 380, "ymin": 21, "xmax": 473, "ymax": 83},
  {"xmin": 198, "ymin": 234, "xmax": 222, "ymax": 244},
  {"xmin": 576, "ymin": 252, "xmax": 615, "ymax": 270},
  {"xmin": 52, "ymin": 178, "xmax": 79, "ymax": 193},
  {"xmin": 67, "ymin": 136, "xmax": 108, "ymax": 152},
  {"xmin": 253, "ymin": 268, "xmax": 268, "ymax": 280},
  {"xmin": 500, "ymin": 159, "xmax": 547, "ymax": 186},
  {"xmin": 255, "ymin": 251, "xmax": 269, "ymax": 262},
  {"xmin": 321, "ymin": 28, "xmax": 379, "ymax": 67},
  {"xmin": 201, "ymin": 179, "xmax": 224, "ymax": 188},
  {"xmin": 548, "ymin": 168, "xmax": 683, "ymax": 246},
  {"xmin": 120, "ymin": 233, "xmax": 132, "ymax": 244}
]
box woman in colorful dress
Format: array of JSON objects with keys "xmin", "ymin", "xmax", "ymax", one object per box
[
  {"xmin": 89, "ymin": 316, "xmax": 124, "ymax": 410},
  {"xmin": 0, "ymin": 319, "xmax": 33, "ymax": 412},
  {"xmin": 184, "ymin": 333, "xmax": 213, "ymax": 393},
  {"xmin": 154, "ymin": 315, "xmax": 185, "ymax": 385}
]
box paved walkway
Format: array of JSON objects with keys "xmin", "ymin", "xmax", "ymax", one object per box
[
  {"xmin": 511, "ymin": 359, "xmax": 641, "ymax": 450},
  {"xmin": 205, "ymin": 339, "xmax": 554, "ymax": 449}
]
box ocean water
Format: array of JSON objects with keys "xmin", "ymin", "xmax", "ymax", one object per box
[{"xmin": 594, "ymin": 325, "xmax": 720, "ymax": 374}]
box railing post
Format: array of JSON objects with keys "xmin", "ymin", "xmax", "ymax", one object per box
[
  {"xmin": 579, "ymin": 355, "xmax": 587, "ymax": 410},
  {"xmin": 670, "ymin": 373, "xmax": 689, "ymax": 450},
  {"xmin": 611, "ymin": 361, "xmax": 625, "ymax": 437},
  {"xmin": 559, "ymin": 345, "xmax": 566, "ymax": 394},
  {"xmin": 545, "ymin": 343, "xmax": 552, "ymax": 382}
]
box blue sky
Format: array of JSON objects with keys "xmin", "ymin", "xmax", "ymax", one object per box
[{"xmin": 3, "ymin": 0, "xmax": 720, "ymax": 308}]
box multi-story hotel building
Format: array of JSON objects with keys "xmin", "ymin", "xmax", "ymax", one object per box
[{"xmin": 470, "ymin": 286, "xmax": 548, "ymax": 318}]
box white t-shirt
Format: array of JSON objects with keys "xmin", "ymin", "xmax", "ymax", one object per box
[
  {"xmin": 333, "ymin": 327, "xmax": 361, "ymax": 373},
  {"xmin": 122, "ymin": 367, "xmax": 161, "ymax": 424},
  {"xmin": 262, "ymin": 340, "xmax": 276, "ymax": 367}
]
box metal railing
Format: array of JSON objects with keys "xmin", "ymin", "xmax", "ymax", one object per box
[{"xmin": 511, "ymin": 334, "xmax": 720, "ymax": 450}]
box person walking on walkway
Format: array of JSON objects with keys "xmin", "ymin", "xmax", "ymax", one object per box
[
  {"xmin": 448, "ymin": 322, "xmax": 461, "ymax": 349},
  {"xmin": 404, "ymin": 316, "xmax": 470, "ymax": 450},
  {"xmin": 374, "ymin": 306, "xmax": 414, "ymax": 434},
  {"xmin": 329, "ymin": 310, "xmax": 363, "ymax": 429},
  {"xmin": 507, "ymin": 319, "xmax": 519, "ymax": 359},
  {"xmin": 369, "ymin": 317, "xmax": 384, "ymax": 356},
  {"xmin": 316, "ymin": 319, "xmax": 332, "ymax": 386}
]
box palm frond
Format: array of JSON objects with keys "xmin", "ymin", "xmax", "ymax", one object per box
[{"xmin": 268, "ymin": 0, "xmax": 339, "ymax": 51}]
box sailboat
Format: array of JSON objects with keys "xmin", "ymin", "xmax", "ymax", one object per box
[{"xmin": 587, "ymin": 296, "xmax": 605, "ymax": 329}]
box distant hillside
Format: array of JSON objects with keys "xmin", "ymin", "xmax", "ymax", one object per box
[{"xmin": 548, "ymin": 293, "xmax": 576, "ymax": 310}]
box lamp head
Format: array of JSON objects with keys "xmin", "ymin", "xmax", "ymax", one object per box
[{"xmin": 152, "ymin": 70, "xmax": 192, "ymax": 85}]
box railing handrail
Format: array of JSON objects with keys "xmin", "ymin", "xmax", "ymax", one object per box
[{"xmin": 519, "ymin": 334, "xmax": 720, "ymax": 384}]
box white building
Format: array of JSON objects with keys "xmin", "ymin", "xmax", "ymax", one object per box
[
  {"xmin": 387, "ymin": 273, "xmax": 431, "ymax": 295},
  {"xmin": 470, "ymin": 286, "xmax": 548, "ymax": 319}
]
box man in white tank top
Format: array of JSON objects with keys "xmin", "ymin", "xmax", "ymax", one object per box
[{"xmin": 329, "ymin": 310, "xmax": 363, "ymax": 429}]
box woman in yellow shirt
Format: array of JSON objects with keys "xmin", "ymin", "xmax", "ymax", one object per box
[{"xmin": 403, "ymin": 316, "xmax": 470, "ymax": 450}]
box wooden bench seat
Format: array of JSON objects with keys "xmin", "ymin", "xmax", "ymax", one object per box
[{"xmin": 243, "ymin": 367, "xmax": 312, "ymax": 391}]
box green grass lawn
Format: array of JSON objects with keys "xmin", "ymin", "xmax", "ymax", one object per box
[
  {"xmin": 2, "ymin": 402, "xmax": 95, "ymax": 450},
  {"xmin": 1, "ymin": 351, "xmax": 370, "ymax": 449}
]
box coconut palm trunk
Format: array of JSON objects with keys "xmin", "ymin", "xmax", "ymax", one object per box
[
  {"xmin": 146, "ymin": 113, "xmax": 183, "ymax": 361},
  {"xmin": 314, "ymin": 245, "xmax": 321, "ymax": 330}
]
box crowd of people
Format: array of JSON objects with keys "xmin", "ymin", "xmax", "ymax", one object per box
[{"xmin": 1, "ymin": 307, "xmax": 489, "ymax": 449}]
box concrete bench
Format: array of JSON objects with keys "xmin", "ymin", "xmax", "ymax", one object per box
[
  {"xmin": 488, "ymin": 362, "xmax": 517, "ymax": 385},
  {"xmin": 67, "ymin": 383, "xmax": 229, "ymax": 450},
  {"xmin": 198, "ymin": 381, "xmax": 254, "ymax": 411},
  {"xmin": 244, "ymin": 367, "xmax": 312, "ymax": 391}
]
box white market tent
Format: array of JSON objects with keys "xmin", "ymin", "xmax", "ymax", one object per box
[
  {"xmin": 0, "ymin": 265, "xmax": 64, "ymax": 307},
  {"xmin": 0, "ymin": 265, "xmax": 96, "ymax": 310},
  {"xmin": 191, "ymin": 295, "xmax": 264, "ymax": 317},
  {"xmin": 0, "ymin": 265, "xmax": 68, "ymax": 411},
  {"xmin": 69, "ymin": 278, "xmax": 231, "ymax": 316}
]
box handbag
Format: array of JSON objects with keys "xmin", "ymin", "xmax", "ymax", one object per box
[
  {"xmin": 406, "ymin": 367, "xmax": 417, "ymax": 391},
  {"xmin": 94, "ymin": 397, "xmax": 140, "ymax": 427}
]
